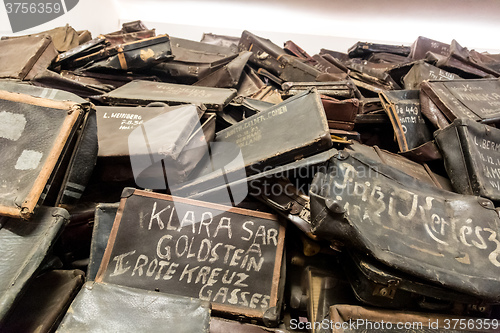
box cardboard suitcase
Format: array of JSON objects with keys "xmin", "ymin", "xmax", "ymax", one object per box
[{"xmin": 0, "ymin": 90, "xmax": 89, "ymax": 219}]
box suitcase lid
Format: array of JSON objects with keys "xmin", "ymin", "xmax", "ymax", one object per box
[
  {"xmin": 56, "ymin": 281, "xmax": 211, "ymax": 332},
  {"xmin": 71, "ymin": 34, "xmax": 171, "ymax": 68},
  {"xmin": 170, "ymin": 36, "xmax": 236, "ymax": 64},
  {"xmin": 0, "ymin": 206, "xmax": 69, "ymax": 322},
  {"xmin": 310, "ymin": 148, "xmax": 500, "ymax": 301},
  {"xmin": 95, "ymin": 104, "xmax": 205, "ymax": 157},
  {"xmin": 409, "ymin": 36, "xmax": 450, "ymax": 60},
  {"xmin": 420, "ymin": 78, "xmax": 500, "ymax": 123},
  {"xmin": 0, "ymin": 80, "xmax": 87, "ymax": 104},
  {"xmin": 281, "ymin": 81, "xmax": 357, "ymax": 99},
  {"xmin": 0, "ymin": 90, "xmax": 84, "ymax": 219},
  {"xmin": 100, "ymin": 80, "xmax": 236, "ymax": 110},
  {"xmin": 347, "ymin": 41, "xmax": 410, "ymax": 58},
  {"xmin": 95, "ymin": 188, "xmax": 285, "ymax": 321},
  {"xmin": 179, "ymin": 89, "xmax": 331, "ymax": 196}
]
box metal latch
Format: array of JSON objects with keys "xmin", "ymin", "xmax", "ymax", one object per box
[{"xmin": 373, "ymin": 280, "xmax": 400, "ymax": 299}]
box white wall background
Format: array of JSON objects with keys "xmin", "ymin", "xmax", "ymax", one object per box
[{"xmin": 1, "ymin": 0, "xmax": 499, "ymax": 54}]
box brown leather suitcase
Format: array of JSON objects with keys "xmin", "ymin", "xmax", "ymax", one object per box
[
  {"xmin": 284, "ymin": 40, "xmax": 316, "ymax": 65},
  {"xmin": 320, "ymin": 96, "xmax": 359, "ymax": 130},
  {"xmin": 0, "ymin": 35, "xmax": 58, "ymax": 80},
  {"xmin": 281, "ymin": 81, "xmax": 359, "ymax": 100},
  {"xmin": 1, "ymin": 24, "xmax": 80, "ymax": 52}
]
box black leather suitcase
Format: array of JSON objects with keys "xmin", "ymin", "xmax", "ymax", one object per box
[
  {"xmin": 0, "ymin": 206, "xmax": 69, "ymax": 323},
  {"xmin": 0, "ymin": 269, "xmax": 84, "ymax": 333},
  {"xmin": 341, "ymin": 250, "xmax": 493, "ymax": 315},
  {"xmin": 409, "ymin": 36, "xmax": 450, "ymax": 60},
  {"xmin": 72, "ymin": 34, "xmax": 173, "ymax": 72},
  {"xmin": 309, "ymin": 146, "xmax": 500, "ymax": 303},
  {"xmin": 420, "ymin": 78, "xmax": 500, "ymax": 129},
  {"xmin": 347, "ymin": 41, "xmax": 410, "ymax": 59},
  {"xmin": 238, "ymin": 30, "xmax": 286, "ymax": 76},
  {"xmin": 178, "ymin": 89, "xmax": 332, "ymax": 199}
]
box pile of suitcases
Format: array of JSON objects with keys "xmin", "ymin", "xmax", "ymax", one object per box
[{"xmin": 0, "ymin": 21, "xmax": 499, "ymax": 332}]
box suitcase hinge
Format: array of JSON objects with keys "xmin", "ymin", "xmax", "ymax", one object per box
[{"xmin": 298, "ymin": 201, "xmax": 311, "ymax": 222}]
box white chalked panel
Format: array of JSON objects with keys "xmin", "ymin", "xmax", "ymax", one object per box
[
  {"xmin": 0, "ymin": 111, "xmax": 26, "ymax": 141},
  {"xmin": 15, "ymin": 150, "xmax": 43, "ymax": 170}
]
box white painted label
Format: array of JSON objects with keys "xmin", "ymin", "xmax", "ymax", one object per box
[
  {"xmin": 15, "ymin": 150, "xmax": 43, "ymax": 170},
  {"xmin": 0, "ymin": 111, "xmax": 26, "ymax": 141}
]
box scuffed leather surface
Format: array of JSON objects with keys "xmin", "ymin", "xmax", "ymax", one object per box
[
  {"xmin": 56, "ymin": 282, "xmax": 210, "ymax": 333},
  {"xmin": 0, "ymin": 269, "xmax": 84, "ymax": 333},
  {"xmin": 0, "ymin": 206, "xmax": 69, "ymax": 323}
]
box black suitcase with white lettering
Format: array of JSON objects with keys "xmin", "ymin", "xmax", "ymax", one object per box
[
  {"xmin": 435, "ymin": 118, "xmax": 500, "ymax": 201},
  {"xmin": 95, "ymin": 188, "xmax": 286, "ymax": 326},
  {"xmin": 309, "ymin": 145, "xmax": 500, "ymax": 306}
]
